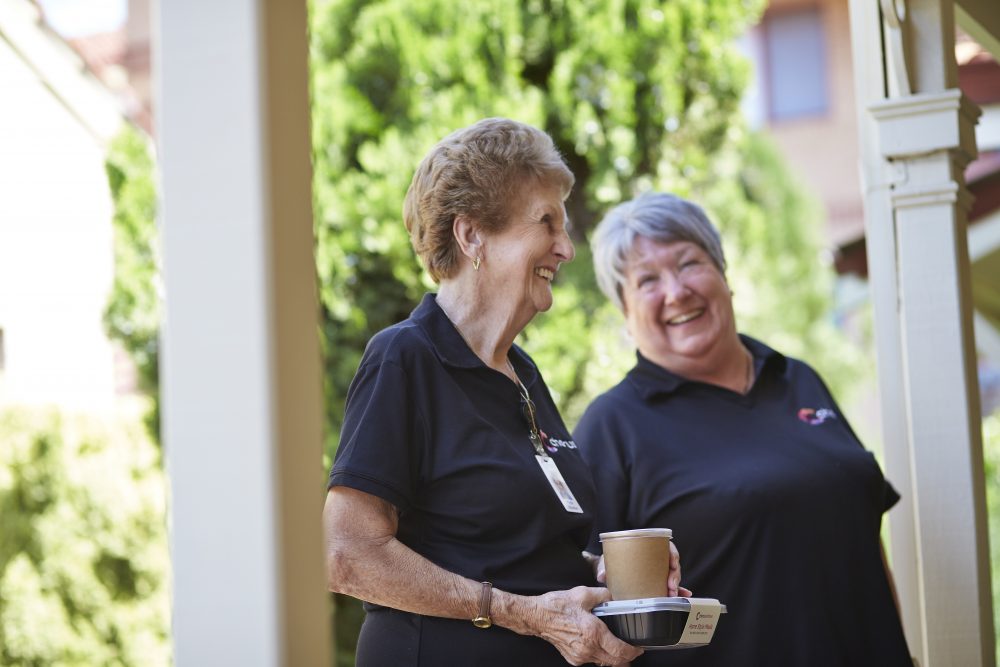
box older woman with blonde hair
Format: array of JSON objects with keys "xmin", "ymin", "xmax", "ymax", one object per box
[
  {"xmin": 323, "ymin": 120, "xmax": 682, "ymax": 666},
  {"xmin": 575, "ymin": 191, "xmax": 912, "ymax": 666}
]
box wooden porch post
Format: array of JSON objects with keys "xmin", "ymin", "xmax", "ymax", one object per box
[
  {"xmin": 156, "ymin": 0, "xmax": 331, "ymax": 664},
  {"xmin": 849, "ymin": 1, "xmax": 993, "ymax": 664}
]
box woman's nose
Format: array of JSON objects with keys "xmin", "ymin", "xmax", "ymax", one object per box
[
  {"xmin": 555, "ymin": 227, "xmax": 575, "ymax": 263},
  {"xmin": 663, "ymin": 273, "xmax": 690, "ymax": 303}
]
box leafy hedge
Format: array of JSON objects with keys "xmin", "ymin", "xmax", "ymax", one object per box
[{"xmin": 0, "ymin": 407, "xmax": 170, "ymax": 666}]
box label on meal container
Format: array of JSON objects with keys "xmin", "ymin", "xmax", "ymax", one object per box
[{"xmin": 673, "ymin": 598, "xmax": 722, "ymax": 647}]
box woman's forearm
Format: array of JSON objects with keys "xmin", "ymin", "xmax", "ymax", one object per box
[
  {"xmin": 324, "ymin": 486, "xmax": 540, "ymax": 631},
  {"xmin": 328, "ymin": 529, "xmax": 486, "ymax": 621},
  {"xmin": 329, "ymin": 532, "xmax": 553, "ymax": 635}
]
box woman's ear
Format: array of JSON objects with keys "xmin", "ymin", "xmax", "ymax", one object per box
[{"xmin": 453, "ymin": 214, "xmax": 482, "ymax": 261}]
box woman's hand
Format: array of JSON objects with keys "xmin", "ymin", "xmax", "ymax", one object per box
[
  {"xmin": 667, "ymin": 541, "xmax": 692, "ymax": 597},
  {"xmin": 592, "ymin": 542, "xmax": 692, "ymax": 597},
  {"xmin": 508, "ymin": 586, "xmax": 642, "ymax": 666}
]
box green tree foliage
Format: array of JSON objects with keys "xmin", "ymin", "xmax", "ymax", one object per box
[
  {"xmin": 103, "ymin": 126, "xmax": 161, "ymax": 442},
  {"xmin": 983, "ymin": 410, "xmax": 1000, "ymax": 661},
  {"xmin": 0, "ymin": 408, "xmax": 170, "ymax": 665}
]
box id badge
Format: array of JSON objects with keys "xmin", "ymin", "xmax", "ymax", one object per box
[{"xmin": 535, "ymin": 455, "xmax": 584, "ymax": 513}]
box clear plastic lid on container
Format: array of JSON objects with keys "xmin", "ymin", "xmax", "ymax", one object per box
[
  {"xmin": 592, "ymin": 596, "xmax": 726, "ymax": 616},
  {"xmin": 599, "ymin": 528, "xmax": 672, "ymax": 541}
]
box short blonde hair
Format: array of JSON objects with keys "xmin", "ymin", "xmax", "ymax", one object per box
[{"xmin": 403, "ymin": 118, "xmax": 574, "ymax": 282}]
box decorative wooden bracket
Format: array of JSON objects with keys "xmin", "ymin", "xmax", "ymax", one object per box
[{"xmin": 880, "ymin": 0, "xmax": 915, "ymax": 96}]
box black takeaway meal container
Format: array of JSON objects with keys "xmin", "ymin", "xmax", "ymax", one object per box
[{"xmin": 592, "ymin": 597, "xmax": 727, "ymax": 650}]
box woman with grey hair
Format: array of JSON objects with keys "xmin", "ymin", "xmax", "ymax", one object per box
[
  {"xmin": 575, "ymin": 192, "xmax": 912, "ymax": 666},
  {"xmin": 323, "ymin": 121, "xmax": 684, "ymax": 666}
]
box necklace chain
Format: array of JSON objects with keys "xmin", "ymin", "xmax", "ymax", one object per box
[
  {"xmin": 743, "ymin": 348, "xmax": 754, "ymax": 394},
  {"xmin": 505, "ymin": 358, "xmax": 518, "ymax": 385}
]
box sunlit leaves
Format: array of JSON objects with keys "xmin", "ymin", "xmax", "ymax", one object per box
[
  {"xmin": 103, "ymin": 127, "xmax": 161, "ymax": 441},
  {"xmin": 983, "ymin": 412, "xmax": 1000, "ymax": 664},
  {"xmin": 0, "ymin": 409, "xmax": 170, "ymax": 666}
]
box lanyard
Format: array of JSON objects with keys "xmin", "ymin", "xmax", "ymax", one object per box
[
  {"xmin": 508, "ymin": 361, "xmax": 583, "ymax": 513},
  {"xmin": 508, "ymin": 360, "xmax": 546, "ymax": 457}
]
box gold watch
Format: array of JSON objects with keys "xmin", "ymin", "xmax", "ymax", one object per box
[{"xmin": 472, "ymin": 581, "xmax": 493, "ymax": 628}]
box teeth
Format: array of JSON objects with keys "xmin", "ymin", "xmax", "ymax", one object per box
[
  {"xmin": 535, "ymin": 267, "xmax": 554, "ymax": 281},
  {"xmin": 667, "ymin": 310, "xmax": 702, "ymax": 325}
]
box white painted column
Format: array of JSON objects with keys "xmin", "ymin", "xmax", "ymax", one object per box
[
  {"xmin": 850, "ymin": 1, "xmax": 993, "ymax": 664},
  {"xmin": 155, "ymin": 0, "xmax": 330, "ymax": 664},
  {"xmin": 848, "ymin": 0, "xmax": 923, "ymax": 656}
]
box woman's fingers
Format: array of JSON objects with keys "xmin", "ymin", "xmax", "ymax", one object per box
[
  {"xmin": 667, "ymin": 540, "xmax": 682, "ymax": 596},
  {"xmin": 534, "ymin": 587, "xmax": 642, "ymax": 666},
  {"xmin": 573, "ymin": 614, "xmax": 642, "ymax": 666},
  {"xmin": 592, "ymin": 613, "xmax": 643, "ymax": 664}
]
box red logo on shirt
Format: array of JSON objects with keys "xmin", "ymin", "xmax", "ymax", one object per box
[
  {"xmin": 798, "ymin": 408, "xmax": 836, "ymax": 425},
  {"xmin": 540, "ymin": 430, "xmax": 557, "ymax": 454}
]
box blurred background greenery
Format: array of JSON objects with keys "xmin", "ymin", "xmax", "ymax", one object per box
[
  {"xmin": 0, "ymin": 407, "xmax": 169, "ymax": 665},
  {"xmin": 3, "ymin": 0, "xmax": 999, "ymax": 665}
]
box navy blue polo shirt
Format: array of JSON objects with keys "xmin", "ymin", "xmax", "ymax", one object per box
[
  {"xmin": 329, "ymin": 294, "xmax": 598, "ymax": 665},
  {"xmin": 575, "ymin": 335, "xmax": 911, "ymax": 667}
]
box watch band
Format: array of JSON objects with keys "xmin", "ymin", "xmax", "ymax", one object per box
[{"xmin": 472, "ymin": 581, "xmax": 493, "ymax": 628}]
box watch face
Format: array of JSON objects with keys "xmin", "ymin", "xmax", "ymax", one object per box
[{"xmin": 472, "ymin": 616, "xmax": 492, "ymax": 629}]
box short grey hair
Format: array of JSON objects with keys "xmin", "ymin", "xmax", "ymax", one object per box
[{"xmin": 591, "ymin": 192, "xmax": 727, "ymax": 312}]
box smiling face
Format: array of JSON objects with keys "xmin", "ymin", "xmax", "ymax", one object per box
[
  {"xmin": 481, "ymin": 177, "xmax": 575, "ymax": 323},
  {"xmin": 621, "ymin": 236, "xmax": 739, "ymax": 375}
]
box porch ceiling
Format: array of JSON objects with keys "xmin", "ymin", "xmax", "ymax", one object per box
[{"xmin": 957, "ymin": 0, "xmax": 1000, "ymax": 60}]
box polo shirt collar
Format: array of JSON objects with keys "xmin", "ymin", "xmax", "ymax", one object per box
[
  {"xmin": 627, "ymin": 334, "xmax": 786, "ymax": 400},
  {"xmin": 412, "ymin": 293, "xmax": 540, "ymax": 386}
]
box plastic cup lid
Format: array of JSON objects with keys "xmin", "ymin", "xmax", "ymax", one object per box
[{"xmin": 599, "ymin": 528, "xmax": 672, "ymax": 541}]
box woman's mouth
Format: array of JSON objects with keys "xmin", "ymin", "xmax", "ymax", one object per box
[
  {"xmin": 666, "ymin": 309, "xmax": 704, "ymax": 325},
  {"xmin": 535, "ymin": 267, "xmax": 555, "ymax": 281}
]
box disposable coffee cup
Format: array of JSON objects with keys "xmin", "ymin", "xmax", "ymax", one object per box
[{"xmin": 600, "ymin": 528, "xmax": 672, "ymax": 601}]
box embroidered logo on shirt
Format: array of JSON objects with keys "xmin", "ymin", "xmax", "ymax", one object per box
[
  {"xmin": 798, "ymin": 407, "xmax": 837, "ymax": 425},
  {"xmin": 540, "ymin": 430, "xmax": 577, "ymax": 453}
]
